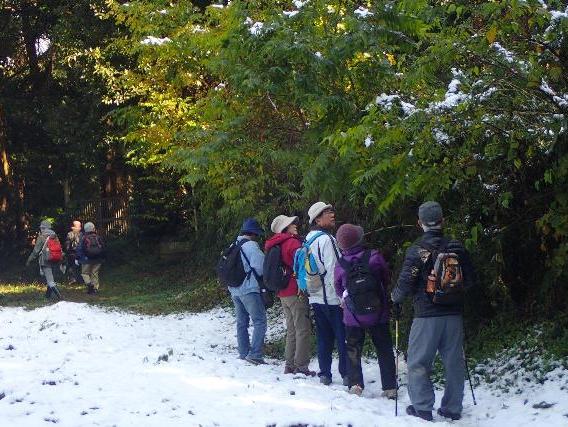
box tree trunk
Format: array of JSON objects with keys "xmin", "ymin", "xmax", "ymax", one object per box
[
  {"xmin": 63, "ymin": 178, "xmax": 70, "ymax": 209},
  {"xmin": 20, "ymin": 4, "xmax": 41, "ymax": 89},
  {"xmin": 0, "ymin": 104, "xmax": 12, "ymax": 215}
]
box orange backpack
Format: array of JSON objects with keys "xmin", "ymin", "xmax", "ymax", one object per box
[{"xmin": 420, "ymin": 239, "xmax": 464, "ymax": 305}]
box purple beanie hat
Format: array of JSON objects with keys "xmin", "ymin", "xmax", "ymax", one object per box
[{"xmin": 336, "ymin": 224, "xmax": 364, "ymax": 250}]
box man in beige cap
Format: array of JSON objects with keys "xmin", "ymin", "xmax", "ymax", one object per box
[
  {"xmin": 264, "ymin": 214, "xmax": 315, "ymax": 376},
  {"xmin": 305, "ymin": 202, "xmax": 348, "ymax": 386}
]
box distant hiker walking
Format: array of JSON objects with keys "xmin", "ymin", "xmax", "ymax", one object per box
[
  {"xmin": 334, "ymin": 224, "xmax": 397, "ymax": 399},
  {"xmin": 224, "ymin": 218, "xmax": 267, "ymax": 365},
  {"xmin": 303, "ymin": 202, "xmax": 347, "ymax": 386},
  {"xmin": 77, "ymin": 222, "xmax": 105, "ymax": 295},
  {"xmin": 391, "ymin": 201, "xmax": 476, "ymax": 422},
  {"xmin": 25, "ymin": 220, "xmax": 63, "ymax": 299},
  {"xmin": 65, "ymin": 220, "xmax": 83, "ymax": 284},
  {"xmin": 264, "ymin": 215, "xmax": 315, "ymax": 376}
]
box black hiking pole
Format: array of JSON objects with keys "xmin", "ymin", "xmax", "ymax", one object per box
[
  {"xmin": 463, "ymin": 346, "xmax": 477, "ymax": 405},
  {"xmin": 395, "ymin": 318, "xmax": 399, "ymax": 416}
]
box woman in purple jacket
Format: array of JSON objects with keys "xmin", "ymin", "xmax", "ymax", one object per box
[{"xmin": 334, "ymin": 224, "xmax": 397, "ymax": 398}]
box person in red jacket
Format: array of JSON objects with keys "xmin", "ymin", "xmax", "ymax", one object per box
[{"xmin": 265, "ymin": 215, "xmax": 315, "ymax": 376}]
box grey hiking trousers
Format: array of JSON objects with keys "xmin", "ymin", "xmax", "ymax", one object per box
[
  {"xmin": 41, "ymin": 266, "xmax": 57, "ymax": 288},
  {"xmin": 407, "ymin": 315, "xmax": 465, "ymax": 415}
]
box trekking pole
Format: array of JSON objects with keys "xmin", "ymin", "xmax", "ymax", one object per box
[
  {"xmin": 463, "ymin": 346, "xmax": 477, "ymax": 405},
  {"xmin": 395, "ymin": 319, "xmax": 399, "ymax": 416},
  {"xmin": 462, "ymin": 323, "xmax": 477, "ymax": 405}
]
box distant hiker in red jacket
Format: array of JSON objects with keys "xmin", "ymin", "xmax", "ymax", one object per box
[{"xmin": 265, "ymin": 215, "xmax": 315, "ymax": 376}]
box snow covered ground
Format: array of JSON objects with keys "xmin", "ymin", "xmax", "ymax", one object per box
[{"xmin": 0, "ymin": 302, "xmax": 566, "ymax": 427}]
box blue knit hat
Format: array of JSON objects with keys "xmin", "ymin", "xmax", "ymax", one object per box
[{"xmin": 240, "ymin": 218, "xmax": 264, "ymax": 236}]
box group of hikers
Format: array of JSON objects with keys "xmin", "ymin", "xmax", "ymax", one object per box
[
  {"xmin": 24, "ymin": 200, "xmax": 474, "ymax": 422},
  {"xmin": 217, "ymin": 200, "xmax": 475, "ymax": 422},
  {"xmin": 25, "ymin": 219, "xmax": 106, "ymax": 298}
]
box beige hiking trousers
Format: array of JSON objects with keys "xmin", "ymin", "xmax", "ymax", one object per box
[
  {"xmin": 281, "ymin": 295, "xmax": 312, "ymax": 371},
  {"xmin": 81, "ymin": 263, "xmax": 102, "ymax": 290}
]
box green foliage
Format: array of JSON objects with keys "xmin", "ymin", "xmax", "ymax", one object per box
[
  {"xmin": 90, "ymin": 0, "xmax": 568, "ymax": 318},
  {"xmin": 2, "ymin": 1, "xmax": 567, "ymax": 330}
]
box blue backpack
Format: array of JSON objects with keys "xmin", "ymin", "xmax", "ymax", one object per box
[{"xmin": 293, "ymin": 232, "xmax": 326, "ymax": 293}]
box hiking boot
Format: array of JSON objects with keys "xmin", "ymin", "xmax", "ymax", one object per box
[
  {"xmin": 294, "ymin": 367, "xmax": 316, "ymax": 377},
  {"xmin": 437, "ymin": 408, "xmax": 461, "ymax": 421},
  {"xmin": 45, "ymin": 287, "xmax": 52, "ymax": 299},
  {"xmin": 348, "ymin": 384, "xmax": 363, "ymax": 396},
  {"xmin": 342, "ymin": 377, "xmax": 350, "ymax": 387},
  {"xmin": 284, "ymin": 366, "xmax": 295, "ymax": 374},
  {"xmin": 406, "ymin": 405, "xmax": 433, "ymax": 422},
  {"xmin": 319, "ymin": 375, "xmax": 332, "ymax": 386},
  {"xmin": 245, "ymin": 357, "xmax": 266, "ymax": 365},
  {"xmin": 87, "ymin": 285, "xmax": 95, "ymax": 295},
  {"xmin": 381, "ymin": 389, "xmax": 397, "ymax": 400}
]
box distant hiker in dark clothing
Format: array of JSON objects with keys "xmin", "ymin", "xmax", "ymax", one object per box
[
  {"xmin": 77, "ymin": 222, "xmax": 105, "ymax": 295},
  {"xmin": 265, "ymin": 215, "xmax": 315, "ymax": 376},
  {"xmin": 25, "ymin": 220, "xmax": 63, "ymax": 299},
  {"xmin": 65, "ymin": 220, "xmax": 83, "ymax": 284},
  {"xmin": 230, "ymin": 218, "xmax": 267, "ymax": 365},
  {"xmin": 334, "ymin": 224, "xmax": 397, "ymax": 399},
  {"xmin": 305, "ymin": 202, "xmax": 348, "ymax": 386},
  {"xmin": 391, "ymin": 201, "xmax": 476, "ymax": 422}
]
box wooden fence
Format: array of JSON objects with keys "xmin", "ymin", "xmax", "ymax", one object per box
[{"xmin": 69, "ymin": 196, "xmax": 130, "ymax": 237}]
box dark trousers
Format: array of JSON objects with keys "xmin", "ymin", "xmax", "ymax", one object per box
[
  {"xmin": 346, "ymin": 323, "xmax": 397, "ymax": 390},
  {"xmin": 312, "ymin": 303, "xmax": 347, "ymax": 379},
  {"xmin": 66, "ymin": 253, "xmax": 84, "ymax": 284}
]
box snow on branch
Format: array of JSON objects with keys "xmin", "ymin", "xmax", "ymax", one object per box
[
  {"xmin": 540, "ymin": 80, "xmax": 568, "ymax": 109},
  {"xmin": 374, "ymin": 69, "xmax": 499, "ymax": 117},
  {"xmin": 249, "ymin": 22, "xmax": 265, "ymax": 36},
  {"xmin": 491, "ymin": 43, "xmax": 529, "ymax": 71},
  {"xmin": 354, "ymin": 7, "xmax": 373, "ymax": 18},
  {"xmin": 141, "ymin": 36, "xmax": 171, "ymax": 46}
]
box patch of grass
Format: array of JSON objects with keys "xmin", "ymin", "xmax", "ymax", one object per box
[{"xmin": 0, "ymin": 252, "xmax": 230, "ymax": 315}]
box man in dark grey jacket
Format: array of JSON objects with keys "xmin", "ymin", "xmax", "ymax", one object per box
[{"xmin": 391, "ymin": 201, "xmax": 475, "ymax": 422}]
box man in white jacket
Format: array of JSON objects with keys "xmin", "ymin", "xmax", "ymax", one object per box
[{"xmin": 305, "ymin": 202, "xmax": 348, "ymax": 386}]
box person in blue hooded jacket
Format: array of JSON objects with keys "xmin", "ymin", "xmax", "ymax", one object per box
[{"xmin": 229, "ymin": 218, "xmax": 267, "ymax": 365}]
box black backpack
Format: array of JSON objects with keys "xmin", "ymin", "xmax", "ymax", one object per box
[
  {"xmin": 84, "ymin": 234, "xmax": 104, "ymax": 258},
  {"xmin": 216, "ymin": 240, "xmax": 247, "ymax": 287},
  {"xmin": 263, "ymin": 243, "xmax": 291, "ymax": 292},
  {"xmin": 338, "ymin": 251, "xmax": 382, "ymax": 315}
]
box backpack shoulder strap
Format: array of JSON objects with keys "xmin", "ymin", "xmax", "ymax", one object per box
[
  {"xmin": 337, "ymin": 256, "xmax": 351, "ymax": 271},
  {"xmin": 239, "ymin": 240, "xmax": 261, "ymax": 282},
  {"xmin": 321, "ymin": 231, "xmax": 341, "ymax": 260},
  {"xmin": 305, "ymin": 231, "xmax": 325, "ymax": 246},
  {"xmin": 41, "ymin": 235, "xmax": 51, "ymax": 252}
]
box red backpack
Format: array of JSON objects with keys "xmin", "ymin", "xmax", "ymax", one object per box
[{"xmin": 43, "ymin": 236, "xmax": 63, "ymax": 263}]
